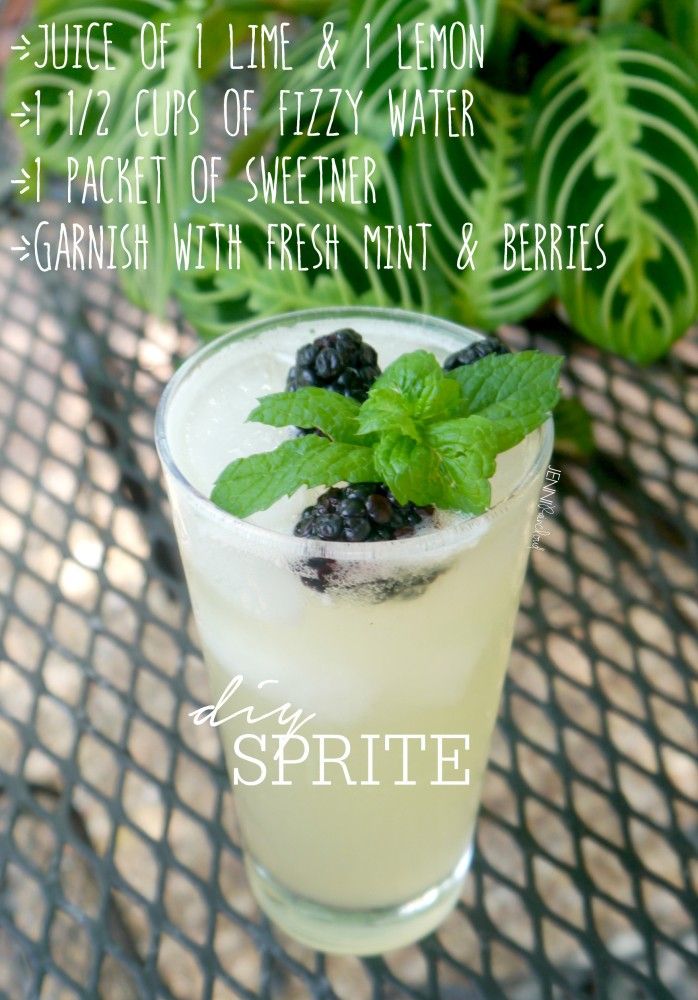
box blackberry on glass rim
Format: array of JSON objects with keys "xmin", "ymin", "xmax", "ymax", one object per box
[
  {"xmin": 286, "ymin": 328, "xmax": 381, "ymax": 402},
  {"xmin": 443, "ymin": 334, "xmax": 510, "ymax": 372}
]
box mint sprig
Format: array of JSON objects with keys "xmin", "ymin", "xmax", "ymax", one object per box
[
  {"xmin": 249, "ymin": 388, "xmax": 362, "ymax": 443},
  {"xmin": 211, "ymin": 436, "xmax": 377, "ymax": 519},
  {"xmin": 369, "ymin": 351, "xmax": 464, "ymax": 424},
  {"xmin": 446, "ymin": 351, "xmax": 562, "ymax": 452},
  {"xmin": 211, "ymin": 348, "xmax": 562, "ymax": 520}
]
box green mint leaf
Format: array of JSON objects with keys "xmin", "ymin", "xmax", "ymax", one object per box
[
  {"xmin": 446, "ymin": 351, "xmax": 562, "ymax": 451},
  {"xmin": 425, "ymin": 415, "xmax": 498, "ymax": 458},
  {"xmin": 373, "ymin": 350, "xmax": 443, "ymax": 397},
  {"xmin": 436, "ymin": 451, "xmax": 493, "ymax": 515},
  {"xmin": 411, "ymin": 376, "xmax": 463, "ymax": 423},
  {"xmin": 357, "ymin": 388, "xmax": 420, "ymax": 440},
  {"xmin": 210, "ymin": 348, "xmax": 562, "ymax": 520},
  {"xmin": 249, "ymin": 388, "xmax": 361, "ymax": 442},
  {"xmin": 372, "ymin": 351, "xmax": 462, "ymax": 423},
  {"xmin": 425, "ymin": 416, "xmax": 497, "ymax": 514},
  {"xmin": 373, "ymin": 416, "xmax": 497, "ymax": 513},
  {"xmin": 373, "ymin": 433, "xmax": 442, "ymax": 506},
  {"xmin": 211, "ymin": 436, "xmax": 377, "ymax": 518}
]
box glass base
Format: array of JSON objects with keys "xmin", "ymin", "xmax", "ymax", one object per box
[{"xmin": 245, "ymin": 842, "xmax": 473, "ymax": 956}]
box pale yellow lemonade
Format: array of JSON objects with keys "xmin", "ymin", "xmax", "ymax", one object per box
[{"xmin": 158, "ymin": 309, "xmax": 552, "ymax": 953}]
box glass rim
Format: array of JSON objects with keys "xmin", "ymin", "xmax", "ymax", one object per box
[{"xmin": 155, "ymin": 306, "xmax": 554, "ymax": 562}]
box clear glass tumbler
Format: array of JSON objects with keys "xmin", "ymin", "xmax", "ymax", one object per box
[{"xmin": 156, "ymin": 307, "xmax": 553, "ymax": 954}]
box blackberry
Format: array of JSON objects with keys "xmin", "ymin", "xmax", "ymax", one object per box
[
  {"xmin": 286, "ymin": 328, "xmax": 381, "ymax": 403},
  {"xmin": 443, "ymin": 335, "xmax": 510, "ymax": 372},
  {"xmin": 293, "ymin": 484, "xmax": 439, "ymax": 599},
  {"xmin": 294, "ymin": 483, "xmax": 431, "ymax": 543}
]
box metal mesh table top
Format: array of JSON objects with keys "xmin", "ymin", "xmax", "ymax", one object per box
[{"xmin": 1, "ymin": 135, "xmax": 697, "ymax": 1000}]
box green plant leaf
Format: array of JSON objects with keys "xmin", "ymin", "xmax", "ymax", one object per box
[
  {"xmin": 412, "ymin": 377, "xmax": 464, "ymax": 423},
  {"xmin": 372, "ymin": 417, "xmax": 497, "ymax": 513},
  {"xmin": 373, "ymin": 350, "xmax": 440, "ymax": 395},
  {"xmin": 199, "ymin": 3, "xmax": 251, "ymax": 82},
  {"xmin": 5, "ymin": 1, "xmax": 177, "ymax": 165},
  {"xmin": 527, "ymin": 26, "xmax": 698, "ymax": 363},
  {"xmin": 211, "ymin": 436, "xmax": 377, "ymax": 518},
  {"xmin": 371, "ymin": 350, "xmax": 464, "ymax": 423},
  {"xmin": 249, "ymin": 388, "xmax": 362, "ymax": 441},
  {"xmin": 372, "ymin": 433, "xmax": 442, "ymax": 506},
  {"xmin": 435, "ymin": 450, "xmax": 493, "ymax": 514},
  {"xmin": 106, "ymin": 7, "xmax": 201, "ymax": 314},
  {"xmin": 425, "ymin": 414, "xmax": 497, "ymax": 456},
  {"xmin": 404, "ymin": 81, "xmax": 553, "ymax": 329},
  {"xmin": 370, "ymin": 411, "xmax": 499, "ymax": 512},
  {"xmin": 447, "ymin": 350, "xmax": 561, "ymax": 451},
  {"xmin": 211, "ymin": 349, "xmax": 559, "ymax": 517},
  {"xmin": 259, "ymin": 0, "xmax": 498, "ymax": 145},
  {"xmin": 175, "ymin": 174, "xmax": 430, "ymax": 339},
  {"xmin": 425, "ymin": 415, "xmax": 497, "ymax": 512},
  {"xmin": 600, "ymin": 0, "xmax": 651, "ymax": 26},
  {"xmin": 660, "ymin": 0, "xmax": 698, "ymax": 63},
  {"xmin": 5, "ymin": 0, "xmax": 201, "ymax": 315},
  {"xmin": 357, "ymin": 389, "xmax": 421, "ymax": 440}
]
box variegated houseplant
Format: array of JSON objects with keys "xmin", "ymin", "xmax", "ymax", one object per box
[{"xmin": 5, "ymin": 0, "xmax": 697, "ymax": 365}]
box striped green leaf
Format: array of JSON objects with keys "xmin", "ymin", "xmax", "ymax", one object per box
[
  {"xmin": 661, "ymin": 0, "xmax": 698, "ymax": 63},
  {"xmin": 5, "ymin": 0, "xmax": 201, "ymax": 315},
  {"xmin": 260, "ymin": 0, "xmax": 498, "ymax": 145},
  {"xmin": 600, "ymin": 0, "xmax": 651, "ymax": 26},
  {"xmin": 404, "ymin": 82, "xmax": 553, "ymax": 330},
  {"xmin": 175, "ymin": 176, "xmax": 431, "ymax": 340},
  {"xmin": 527, "ymin": 27, "xmax": 698, "ymax": 363},
  {"xmin": 105, "ymin": 8, "xmax": 200, "ymax": 314},
  {"xmin": 5, "ymin": 1, "xmax": 186, "ymax": 165}
]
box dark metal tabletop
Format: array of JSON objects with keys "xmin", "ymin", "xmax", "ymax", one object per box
[{"xmin": 0, "ymin": 116, "xmax": 697, "ymax": 999}]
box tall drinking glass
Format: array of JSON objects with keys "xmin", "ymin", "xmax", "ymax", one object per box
[{"xmin": 156, "ymin": 307, "xmax": 553, "ymax": 954}]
